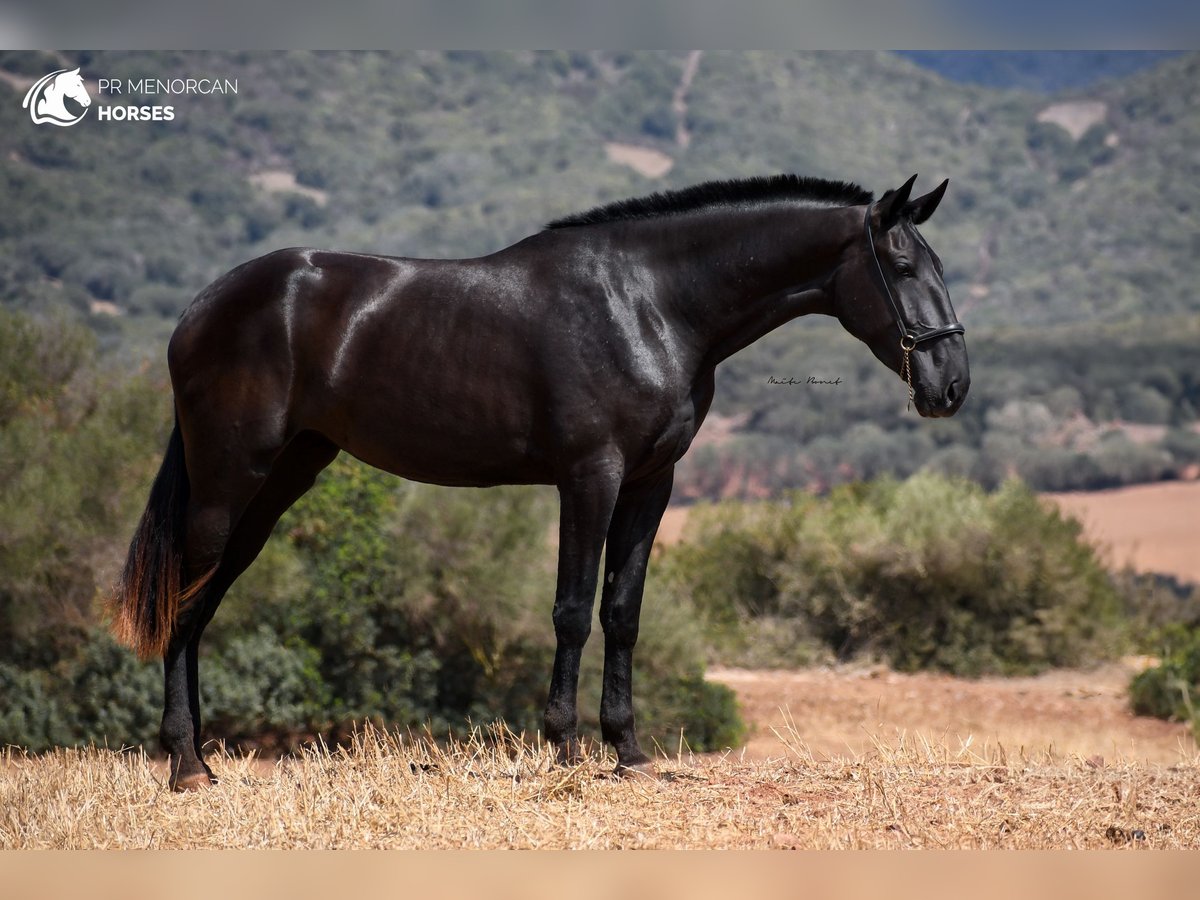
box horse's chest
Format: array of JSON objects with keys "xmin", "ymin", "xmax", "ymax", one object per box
[
  {"xmin": 653, "ymin": 416, "xmax": 700, "ymax": 464},
  {"xmin": 627, "ymin": 382, "xmax": 712, "ymax": 478}
]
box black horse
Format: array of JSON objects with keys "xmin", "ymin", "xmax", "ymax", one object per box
[{"xmin": 113, "ymin": 173, "xmax": 968, "ymax": 790}]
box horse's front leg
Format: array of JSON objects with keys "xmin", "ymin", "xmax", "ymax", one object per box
[
  {"xmin": 599, "ymin": 468, "xmax": 674, "ymax": 776},
  {"xmin": 543, "ymin": 459, "xmax": 622, "ymax": 764}
]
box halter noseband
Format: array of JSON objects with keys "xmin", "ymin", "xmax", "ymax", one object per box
[{"xmin": 863, "ymin": 206, "xmax": 964, "ymax": 409}]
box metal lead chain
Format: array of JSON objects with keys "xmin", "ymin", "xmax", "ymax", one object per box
[{"xmin": 900, "ymin": 335, "xmax": 916, "ymax": 412}]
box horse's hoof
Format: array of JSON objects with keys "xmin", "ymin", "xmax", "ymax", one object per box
[
  {"xmin": 172, "ymin": 772, "xmax": 216, "ymax": 792},
  {"xmin": 614, "ymin": 760, "xmax": 657, "ymax": 780}
]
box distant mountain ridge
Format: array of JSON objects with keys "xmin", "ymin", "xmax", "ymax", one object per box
[{"xmin": 895, "ymin": 51, "xmax": 1182, "ymax": 92}]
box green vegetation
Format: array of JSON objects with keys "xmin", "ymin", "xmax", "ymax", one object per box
[
  {"xmin": 895, "ymin": 51, "xmax": 1181, "ymax": 93},
  {"xmin": 1129, "ymin": 626, "xmax": 1200, "ymax": 741},
  {"xmin": 0, "ymin": 310, "xmax": 168, "ymax": 749},
  {"xmin": 1121, "ymin": 574, "xmax": 1200, "ymax": 738},
  {"xmin": 655, "ymin": 474, "xmax": 1128, "ymax": 676}
]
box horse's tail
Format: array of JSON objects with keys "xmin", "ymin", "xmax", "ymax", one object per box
[{"xmin": 110, "ymin": 417, "xmax": 214, "ymax": 659}]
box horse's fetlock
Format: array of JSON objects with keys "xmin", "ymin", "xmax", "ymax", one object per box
[
  {"xmin": 159, "ymin": 717, "xmax": 193, "ymax": 754},
  {"xmin": 543, "ymin": 703, "xmax": 577, "ymax": 745}
]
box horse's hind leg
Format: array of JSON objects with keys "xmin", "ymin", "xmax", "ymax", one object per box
[
  {"xmin": 169, "ymin": 432, "xmax": 338, "ymax": 789},
  {"xmin": 161, "ymin": 474, "xmax": 265, "ymax": 790},
  {"xmin": 186, "ymin": 434, "xmax": 338, "ymax": 776}
]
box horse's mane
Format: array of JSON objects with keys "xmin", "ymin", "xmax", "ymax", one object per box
[{"xmin": 545, "ymin": 174, "xmax": 873, "ymax": 230}]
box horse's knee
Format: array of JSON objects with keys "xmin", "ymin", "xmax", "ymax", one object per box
[
  {"xmin": 600, "ymin": 608, "xmax": 639, "ymax": 648},
  {"xmin": 552, "ymin": 604, "xmax": 592, "ymax": 647}
]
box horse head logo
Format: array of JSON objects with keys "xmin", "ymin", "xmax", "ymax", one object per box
[{"xmin": 22, "ymin": 68, "xmax": 92, "ymax": 126}]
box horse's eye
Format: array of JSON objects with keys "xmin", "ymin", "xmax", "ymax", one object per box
[{"xmin": 894, "ymin": 262, "xmax": 915, "ymax": 278}]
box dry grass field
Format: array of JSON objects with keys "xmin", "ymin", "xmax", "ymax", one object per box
[
  {"xmin": 4, "ymin": 663, "xmax": 1198, "ymax": 850},
  {"xmin": 714, "ymin": 664, "xmax": 1194, "ymax": 765},
  {"xmin": 1044, "ymin": 481, "xmax": 1200, "ymax": 583}
]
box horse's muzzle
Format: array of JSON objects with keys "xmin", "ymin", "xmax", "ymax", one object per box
[{"xmin": 917, "ymin": 376, "xmax": 969, "ymax": 418}]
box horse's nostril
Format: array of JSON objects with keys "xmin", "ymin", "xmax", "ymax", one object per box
[{"xmin": 946, "ymin": 380, "xmax": 960, "ymax": 405}]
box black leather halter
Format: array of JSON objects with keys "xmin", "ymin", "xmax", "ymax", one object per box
[{"xmin": 863, "ymin": 207, "xmax": 965, "ymax": 353}]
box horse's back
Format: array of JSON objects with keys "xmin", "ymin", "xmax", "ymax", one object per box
[
  {"xmin": 167, "ymin": 246, "xmax": 558, "ymax": 483},
  {"xmin": 171, "ymin": 247, "xmax": 420, "ymax": 377}
]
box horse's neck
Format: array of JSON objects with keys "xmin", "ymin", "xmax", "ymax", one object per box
[{"xmin": 635, "ymin": 205, "xmax": 857, "ymax": 366}]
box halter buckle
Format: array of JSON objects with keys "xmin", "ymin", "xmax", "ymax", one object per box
[{"xmin": 900, "ymin": 333, "xmax": 918, "ymax": 352}]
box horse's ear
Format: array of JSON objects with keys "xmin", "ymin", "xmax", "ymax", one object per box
[
  {"xmin": 904, "ymin": 178, "xmax": 949, "ymax": 225},
  {"xmin": 871, "ymin": 173, "xmax": 918, "ymax": 230},
  {"xmin": 67, "ymin": 67, "xmax": 81, "ymax": 76}
]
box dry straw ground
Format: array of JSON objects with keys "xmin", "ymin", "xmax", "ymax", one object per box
[{"xmin": 4, "ymin": 664, "xmax": 1199, "ymax": 849}]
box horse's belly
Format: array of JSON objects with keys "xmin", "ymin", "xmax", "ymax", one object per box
[
  {"xmin": 317, "ymin": 388, "xmax": 552, "ymax": 487},
  {"xmin": 355, "ymin": 434, "xmax": 552, "ymax": 488}
]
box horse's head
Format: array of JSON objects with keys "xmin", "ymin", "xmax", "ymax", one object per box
[
  {"xmin": 833, "ymin": 174, "xmax": 969, "ymax": 418},
  {"xmin": 55, "ymin": 68, "xmax": 92, "ymax": 109}
]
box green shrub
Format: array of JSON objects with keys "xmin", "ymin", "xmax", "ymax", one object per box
[
  {"xmin": 203, "ymin": 626, "xmax": 331, "ymax": 738},
  {"xmin": 641, "ymin": 676, "xmax": 746, "ymax": 754},
  {"xmin": 0, "ymin": 665, "xmax": 72, "ymax": 750},
  {"xmin": 63, "ymin": 630, "xmax": 161, "ymax": 749},
  {"xmin": 656, "ymin": 474, "xmax": 1127, "ymax": 675},
  {"xmin": 1116, "ymin": 571, "xmax": 1200, "ymax": 650},
  {"xmin": 0, "ymin": 630, "xmax": 162, "ymax": 752},
  {"xmin": 1161, "ymin": 428, "xmax": 1200, "ymax": 469},
  {"xmin": 1129, "ymin": 625, "xmax": 1200, "ymax": 739}
]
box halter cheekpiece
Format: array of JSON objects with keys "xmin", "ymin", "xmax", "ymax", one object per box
[{"xmin": 863, "ymin": 207, "xmax": 965, "ymax": 410}]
